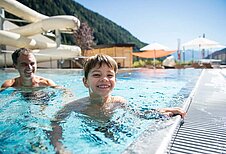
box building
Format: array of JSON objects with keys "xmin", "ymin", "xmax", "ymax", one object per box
[
  {"xmin": 60, "ymin": 44, "xmax": 134, "ymax": 69},
  {"xmin": 83, "ymin": 44, "xmax": 134, "ymax": 68}
]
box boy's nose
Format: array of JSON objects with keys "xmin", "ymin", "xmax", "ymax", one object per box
[{"xmin": 100, "ymin": 77, "xmax": 108, "ymax": 82}]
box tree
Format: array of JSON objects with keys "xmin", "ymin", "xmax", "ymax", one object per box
[{"xmin": 73, "ymin": 22, "xmax": 96, "ymax": 55}]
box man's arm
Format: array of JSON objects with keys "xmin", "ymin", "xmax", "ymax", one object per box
[
  {"xmin": 38, "ymin": 77, "xmax": 57, "ymax": 87},
  {"xmin": 1, "ymin": 79, "xmax": 15, "ymax": 88},
  {"xmin": 46, "ymin": 79, "xmax": 57, "ymax": 87}
]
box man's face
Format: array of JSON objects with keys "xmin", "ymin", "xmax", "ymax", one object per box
[
  {"xmin": 83, "ymin": 64, "xmax": 116, "ymax": 98},
  {"xmin": 15, "ymin": 53, "xmax": 37, "ymax": 79}
]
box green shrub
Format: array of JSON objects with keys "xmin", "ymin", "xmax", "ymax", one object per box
[{"xmin": 133, "ymin": 59, "xmax": 162, "ymax": 67}]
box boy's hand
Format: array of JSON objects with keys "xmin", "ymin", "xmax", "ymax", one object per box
[{"xmin": 158, "ymin": 107, "xmax": 186, "ymax": 118}]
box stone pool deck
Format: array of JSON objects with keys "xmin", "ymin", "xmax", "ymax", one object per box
[
  {"xmin": 124, "ymin": 69, "xmax": 226, "ymax": 154},
  {"xmin": 167, "ymin": 69, "xmax": 226, "ymax": 153}
]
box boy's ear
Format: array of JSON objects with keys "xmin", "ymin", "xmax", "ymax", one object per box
[{"xmin": 83, "ymin": 77, "xmax": 89, "ymax": 88}]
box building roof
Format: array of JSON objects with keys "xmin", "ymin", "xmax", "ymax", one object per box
[{"xmin": 92, "ymin": 43, "xmax": 135, "ymax": 49}]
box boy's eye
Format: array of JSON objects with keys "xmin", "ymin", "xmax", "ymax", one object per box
[
  {"xmin": 92, "ymin": 74, "xmax": 101, "ymax": 77},
  {"xmin": 107, "ymin": 74, "xmax": 114, "ymax": 77}
]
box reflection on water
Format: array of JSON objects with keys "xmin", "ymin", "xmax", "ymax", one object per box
[
  {"xmin": 0, "ymin": 87, "xmax": 73, "ymax": 153},
  {"xmin": 0, "ymin": 69, "xmax": 202, "ymax": 153}
]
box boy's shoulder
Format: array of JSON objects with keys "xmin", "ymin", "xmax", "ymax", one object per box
[
  {"xmin": 107, "ymin": 96, "xmax": 127, "ymax": 110},
  {"xmin": 112, "ymin": 96, "xmax": 127, "ymax": 104},
  {"xmin": 64, "ymin": 97, "xmax": 90, "ymax": 108}
]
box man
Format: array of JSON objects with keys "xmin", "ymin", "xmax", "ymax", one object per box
[{"xmin": 1, "ymin": 48, "xmax": 56, "ymax": 88}]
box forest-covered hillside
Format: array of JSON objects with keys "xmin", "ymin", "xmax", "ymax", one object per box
[{"xmin": 6, "ymin": 0, "xmax": 146, "ymax": 50}]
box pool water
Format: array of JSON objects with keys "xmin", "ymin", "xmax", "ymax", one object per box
[{"xmin": 0, "ymin": 68, "xmax": 202, "ymax": 153}]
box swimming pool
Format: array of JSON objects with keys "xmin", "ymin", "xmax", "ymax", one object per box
[{"xmin": 0, "ymin": 68, "xmax": 202, "ymax": 153}]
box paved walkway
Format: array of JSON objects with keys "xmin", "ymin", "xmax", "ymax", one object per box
[{"xmin": 167, "ymin": 69, "xmax": 226, "ymax": 154}]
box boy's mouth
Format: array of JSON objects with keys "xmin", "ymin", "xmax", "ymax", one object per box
[{"xmin": 97, "ymin": 84, "xmax": 110, "ymax": 89}]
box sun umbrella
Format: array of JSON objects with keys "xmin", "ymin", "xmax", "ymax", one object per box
[
  {"xmin": 201, "ymin": 44, "xmax": 226, "ymax": 50},
  {"xmin": 182, "ymin": 37, "xmax": 225, "ymax": 59},
  {"xmin": 140, "ymin": 42, "xmax": 170, "ymax": 51},
  {"xmin": 182, "ymin": 37, "xmax": 220, "ymax": 49},
  {"xmin": 132, "ymin": 42, "xmax": 176, "ymax": 68}
]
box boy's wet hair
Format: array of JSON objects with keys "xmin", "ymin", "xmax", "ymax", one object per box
[
  {"xmin": 83, "ymin": 54, "xmax": 118, "ymax": 79},
  {"xmin": 12, "ymin": 48, "xmax": 33, "ymax": 65}
]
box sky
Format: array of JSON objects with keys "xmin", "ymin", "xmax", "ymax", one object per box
[{"xmin": 75, "ymin": 0, "xmax": 226, "ymax": 49}]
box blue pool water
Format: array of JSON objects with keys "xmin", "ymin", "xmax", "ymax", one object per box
[{"xmin": 0, "ymin": 68, "xmax": 202, "ymax": 153}]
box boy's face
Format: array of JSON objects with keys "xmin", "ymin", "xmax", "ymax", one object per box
[
  {"xmin": 15, "ymin": 53, "xmax": 37, "ymax": 79},
  {"xmin": 83, "ymin": 63, "xmax": 116, "ymax": 98}
]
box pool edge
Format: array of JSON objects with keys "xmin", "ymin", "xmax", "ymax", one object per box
[{"xmin": 123, "ymin": 69, "xmax": 204, "ymax": 154}]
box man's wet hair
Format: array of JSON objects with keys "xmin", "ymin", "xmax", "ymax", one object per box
[{"xmin": 12, "ymin": 48, "xmax": 33, "ymax": 65}]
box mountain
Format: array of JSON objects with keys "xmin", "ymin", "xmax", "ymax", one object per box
[{"xmin": 5, "ymin": 0, "xmax": 146, "ymax": 50}]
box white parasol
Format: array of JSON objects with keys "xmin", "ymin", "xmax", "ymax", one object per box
[
  {"xmin": 182, "ymin": 37, "xmax": 225, "ymax": 59},
  {"xmin": 139, "ymin": 42, "xmax": 176, "ymax": 68}
]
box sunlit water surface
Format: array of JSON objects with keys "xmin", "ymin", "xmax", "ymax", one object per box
[{"xmin": 0, "ymin": 68, "xmax": 202, "ymax": 153}]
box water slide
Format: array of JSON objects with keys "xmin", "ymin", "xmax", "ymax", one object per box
[{"xmin": 0, "ymin": 0, "xmax": 81, "ymax": 66}]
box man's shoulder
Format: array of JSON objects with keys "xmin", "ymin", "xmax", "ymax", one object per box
[
  {"xmin": 35, "ymin": 76, "xmax": 56, "ymax": 86},
  {"xmin": 1, "ymin": 78, "xmax": 16, "ymax": 88}
]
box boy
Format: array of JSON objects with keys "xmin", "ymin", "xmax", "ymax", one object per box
[{"xmin": 49, "ymin": 54, "xmax": 186, "ymax": 153}]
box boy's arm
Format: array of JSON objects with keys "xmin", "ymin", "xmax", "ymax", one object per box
[
  {"xmin": 124, "ymin": 102, "xmax": 186, "ymax": 119},
  {"xmin": 49, "ymin": 117, "xmax": 73, "ymax": 154},
  {"xmin": 157, "ymin": 107, "xmax": 186, "ymax": 118},
  {"xmin": 48, "ymin": 100, "xmax": 80, "ymax": 153},
  {"xmin": 48, "ymin": 120, "xmax": 65, "ymax": 153}
]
